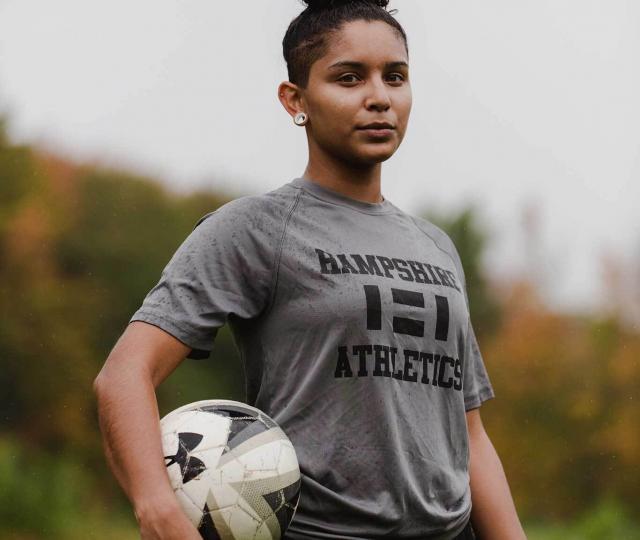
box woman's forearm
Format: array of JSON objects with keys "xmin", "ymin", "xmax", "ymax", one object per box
[
  {"xmin": 94, "ymin": 366, "xmax": 178, "ymax": 519},
  {"xmin": 468, "ymin": 416, "xmax": 527, "ymax": 539},
  {"xmin": 93, "ymin": 323, "xmax": 202, "ymax": 539}
]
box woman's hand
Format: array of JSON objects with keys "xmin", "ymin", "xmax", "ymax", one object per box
[{"xmin": 137, "ymin": 498, "xmax": 203, "ymax": 540}]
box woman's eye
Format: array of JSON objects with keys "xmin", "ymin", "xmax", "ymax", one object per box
[
  {"xmin": 387, "ymin": 73, "xmax": 406, "ymax": 83},
  {"xmin": 338, "ymin": 74, "xmax": 360, "ymax": 83},
  {"xmin": 338, "ymin": 73, "xmax": 406, "ymax": 84}
]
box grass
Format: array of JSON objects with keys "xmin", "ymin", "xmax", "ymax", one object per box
[{"xmin": 524, "ymin": 497, "xmax": 640, "ymax": 540}]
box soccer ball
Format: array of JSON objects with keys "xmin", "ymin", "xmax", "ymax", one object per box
[{"xmin": 160, "ymin": 399, "xmax": 301, "ymax": 539}]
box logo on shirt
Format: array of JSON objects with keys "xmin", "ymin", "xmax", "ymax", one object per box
[
  {"xmin": 315, "ymin": 249, "xmax": 461, "ymax": 292},
  {"xmin": 315, "ymin": 249, "xmax": 465, "ymax": 393}
]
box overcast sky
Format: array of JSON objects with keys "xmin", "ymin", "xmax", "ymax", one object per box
[{"xmin": 0, "ymin": 0, "xmax": 638, "ymax": 314}]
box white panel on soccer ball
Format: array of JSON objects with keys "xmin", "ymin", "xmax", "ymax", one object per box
[
  {"xmin": 211, "ymin": 506, "xmax": 237, "ymax": 537},
  {"xmin": 181, "ymin": 474, "xmax": 213, "ymax": 512},
  {"xmin": 165, "ymin": 462, "xmax": 184, "ymax": 488},
  {"xmin": 227, "ymin": 498, "xmax": 267, "ymax": 540},
  {"xmin": 208, "ymin": 483, "xmax": 242, "ymax": 511},
  {"xmin": 218, "ymin": 454, "xmax": 248, "ymax": 485},
  {"xmin": 240, "ymin": 444, "xmax": 281, "ymax": 476},
  {"xmin": 160, "ymin": 410, "xmax": 199, "ymax": 434},
  {"xmin": 277, "ymin": 443, "xmax": 300, "ymax": 476},
  {"xmin": 243, "ymin": 467, "xmax": 278, "ymax": 484},
  {"xmin": 161, "ymin": 431, "xmax": 179, "ymax": 457},
  {"xmin": 180, "ymin": 411, "xmax": 232, "ymax": 449},
  {"xmin": 174, "ymin": 487, "xmax": 205, "ymax": 526}
]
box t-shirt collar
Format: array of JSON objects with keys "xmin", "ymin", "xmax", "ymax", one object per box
[{"xmin": 290, "ymin": 177, "xmax": 394, "ymax": 215}]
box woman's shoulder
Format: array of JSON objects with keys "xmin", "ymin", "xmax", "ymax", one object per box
[
  {"xmin": 405, "ymin": 213, "xmax": 457, "ymax": 254},
  {"xmin": 193, "ymin": 182, "xmax": 300, "ymax": 230},
  {"xmin": 402, "ymin": 212, "xmax": 466, "ymax": 278}
]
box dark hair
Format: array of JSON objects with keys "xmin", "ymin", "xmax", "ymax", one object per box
[{"xmin": 283, "ymin": 0, "xmax": 408, "ymax": 88}]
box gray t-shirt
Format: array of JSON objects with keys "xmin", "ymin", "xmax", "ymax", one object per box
[{"xmin": 129, "ymin": 177, "xmax": 495, "ymax": 539}]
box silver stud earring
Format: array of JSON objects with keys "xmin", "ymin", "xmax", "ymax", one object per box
[{"xmin": 294, "ymin": 112, "xmax": 308, "ymax": 126}]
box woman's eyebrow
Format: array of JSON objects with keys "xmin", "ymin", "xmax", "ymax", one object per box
[{"xmin": 328, "ymin": 60, "xmax": 409, "ymax": 70}]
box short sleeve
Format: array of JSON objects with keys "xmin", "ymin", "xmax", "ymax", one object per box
[
  {"xmin": 462, "ymin": 319, "xmax": 495, "ymax": 411},
  {"xmin": 433, "ymin": 225, "xmax": 496, "ymax": 410},
  {"xmin": 129, "ymin": 199, "xmax": 277, "ymax": 360}
]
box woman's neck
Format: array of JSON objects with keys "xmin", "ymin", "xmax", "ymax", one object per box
[{"xmin": 302, "ymin": 157, "xmax": 383, "ymax": 204}]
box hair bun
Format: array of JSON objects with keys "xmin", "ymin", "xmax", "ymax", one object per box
[{"xmin": 303, "ymin": 0, "xmax": 390, "ymax": 11}]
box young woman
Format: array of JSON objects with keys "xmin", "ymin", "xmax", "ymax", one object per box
[{"xmin": 94, "ymin": 1, "xmax": 527, "ymax": 538}]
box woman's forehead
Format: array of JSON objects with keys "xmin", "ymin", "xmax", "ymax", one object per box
[{"xmin": 320, "ymin": 20, "xmax": 408, "ymax": 68}]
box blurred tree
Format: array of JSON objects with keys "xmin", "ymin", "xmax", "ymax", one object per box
[
  {"xmin": 482, "ymin": 281, "xmax": 640, "ymax": 521},
  {"xmin": 0, "ymin": 129, "xmax": 245, "ymax": 499}
]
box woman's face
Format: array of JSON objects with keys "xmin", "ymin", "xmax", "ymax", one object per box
[{"xmin": 303, "ymin": 19, "xmax": 412, "ymax": 167}]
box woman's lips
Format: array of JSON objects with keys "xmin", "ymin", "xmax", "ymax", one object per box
[{"xmin": 358, "ymin": 127, "xmax": 394, "ymax": 138}]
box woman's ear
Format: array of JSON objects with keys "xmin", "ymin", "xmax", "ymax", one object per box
[{"xmin": 278, "ymin": 81, "xmax": 306, "ymax": 120}]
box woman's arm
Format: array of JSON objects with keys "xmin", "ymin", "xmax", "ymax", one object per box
[
  {"xmin": 466, "ymin": 408, "xmax": 527, "ymax": 540},
  {"xmin": 93, "ymin": 321, "xmax": 202, "ymax": 540}
]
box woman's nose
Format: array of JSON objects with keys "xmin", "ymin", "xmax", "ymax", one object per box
[{"xmin": 365, "ymin": 78, "xmax": 391, "ymax": 111}]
